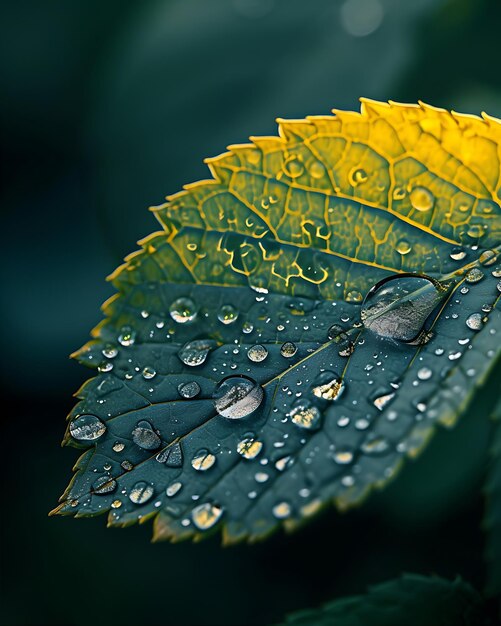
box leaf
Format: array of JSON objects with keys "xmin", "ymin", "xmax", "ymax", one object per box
[
  {"xmin": 484, "ymin": 398, "xmax": 501, "ymax": 597},
  {"xmin": 280, "ymin": 574, "xmax": 487, "ymax": 626},
  {"xmin": 52, "ymin": 100, "xmax": 501, "ymax": 543}
]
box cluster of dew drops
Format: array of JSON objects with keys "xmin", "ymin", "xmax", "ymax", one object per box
[{"xmin": 68, "ymin": 216, "xmax": 501, "ymax": 531}]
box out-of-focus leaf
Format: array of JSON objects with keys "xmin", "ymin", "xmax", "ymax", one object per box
[
  {"xmin": 484, "ymin": 398, "xmax": 501, "ymax": 597},
  {"xmin": 53, "ymin": 101, "xmax": 501, "ymax": 542},
  {"xmin": 280, "ymin": 574, "xmax": 487, "ymax": 626}
]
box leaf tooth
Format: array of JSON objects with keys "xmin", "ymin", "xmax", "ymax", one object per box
[
  {"xmin": 359, "ymin": 97, "xmax": 390, "ymax": 118},
  {"xmin": 276, "ymin": 117, "xmax": 314, "ymax": 143}
]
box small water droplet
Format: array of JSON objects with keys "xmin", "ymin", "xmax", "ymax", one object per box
[
  {"xmin": 213, "ymin": 375, "xmax": 264, "ymax": 419},
  {"xmin": 132, "ymin": 420, "xmax": 161, "ymax": 450},
  {"xmin": 70, "ymin": 415, "xmax": 106, "ymax": 441},
  {"xmin": 467, "ymin": 224, "xmax": 484, "ymax": 239},
  {"xmin": 282, "ymin": 155, "xmax": 304, "ymax": 178},
  {"xmin": 112, "ymin": 442, "xmax": 125, "ymax": 453},
  {"xmin": 280, "ymin": 341, "xmax": 297, "ymax": 358},
  {"xmin": 361, "ymin": 435, "xmax": 390, "ymax": 455},
  {"xmin": 333, "ymin": 449, "xmax": 354, "ymax": 464},
  {"xmin": 192, "ymin": 502, "xmax": 224, "ymax": 530},
  {"xmin": 129, "ymin": 481, "xmax": 154, "ymax": 505},
  {"xmin": 178, "ymin": 339, "xmax": 218, "ymax": 366},
  {"xmin": 242, "ymin": 321, "xmax": 254, "ymax": 334},
  {"xmin": 102, "ymin": 345, "xmax": 118, "ymax": 359},
  {"xmin": 372, "ymin": 391, "xmax": 395, "ymax": 411},
  {"xmin": 275, "ymin": 456, "xmax": 292, "ymax": 472},
  {"xmin": 255, "ymin": 471, "xmax": 269, "ymax": 483},
  {"xmin": 348, "ymin": 167, "xmax": 368, "ymax": 186},
  {"xmin": 118, "ymin": 326, "xmax": 136, "ymax": 347},
  {"xmin": 169, "ymin": 297, "xmax": 198, "ymax": 323},
  {"xmin": 479, "ymin": 249, "xmax": 498, "ymax": 266},
  {"xmin": 237, "ymin": 435, "xmax": 263, "ymax": 459},
  {"xmin": 417, "ymin": 367, "xmax": 432, "ymax": 381},
  {"xmin": 166, "ymin": 481, "xmax": 183, "ymax": 497},
  {"xmin": 93, "ymin": 475, "xmax": 117, "ymax": 495},
  {"xmin": 247, "ymin": 344, "xmax": 268, "ymax": 362},
  {"xmin": 466, "ymin": 313, "xmax": 483, "ymax": 331},
  {"xmin": 410, "ymin": 186, "xmax": 434, "ymax": 212},
  {"xmin": 98, "ymin": 361, "xmax": 113, "ymax": 373},
  {"xmin": 272, "ymin": 502, "xmax": 291, "ymax": 519},
  {"xmin": 111, "ymin": 499, "xmax": 122, "ymax": 509},
  {"xmin": 191, "ymin": 449, "xmax": 216, "ymax": 471},
  {"xmin": 450, "ymin": 248, "xmax": 466, "ymax": 261},
  {"xmin": 156, "ymin": 442, "xmax": 183, "ymax": 467},
  {"xmin": 396, "ymin": 240, "xmax": 412, "ymax": 255},
  {"xmin": 142, "ymin": 366, "xmax": 156, "ymax": 380},
  {"xmin": 465, "ymin": 268, "xmax": 484, "ymax": 284},
  {"xmin": 217, "ymin": 304, "xmax": 239, "ymax": 325},
  {"xmin": 178, "ymin": 381, "xmax": 201, "ymax": 399}
]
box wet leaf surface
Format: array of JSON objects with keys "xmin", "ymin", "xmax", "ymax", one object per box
[
  {"xmin": 53, "ymin": 101, "xmax": 501, "ymax": 542},
  {"xmin": 484, "ymin": 398, "xmax": 501, "ymax": 597}
]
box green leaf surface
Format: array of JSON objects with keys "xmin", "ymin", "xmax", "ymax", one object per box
[
  {"xmin": 53, "ymin": 101, "xmax": 501, "ymax": 542},
  {"xmin": 280, "ymin": 574, "xmax": 487, "ymax": 626},
  {"xmin": 484, "ymin": 398, "xmax": 501, "ymax": 597}
]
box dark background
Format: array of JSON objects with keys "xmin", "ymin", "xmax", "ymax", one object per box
[{"xmin": 1, "ymin": 0, "xmax": 501, "ymax": 624}]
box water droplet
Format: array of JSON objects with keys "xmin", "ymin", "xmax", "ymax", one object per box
[
  {"xmin": 361, "ymin": 435, "xmax": 390, "ymax": 455},
  {"xmin": 312, "ymin": 372, "xmax": 345, "ymax": 401},
  {"xmin": 191, "ymin": 449, "xmax": 216, "ymax": 471},
  {"xmin": 465, "ymin": 268, "xmax": 484, "ymax": 284},
  {"xmin": 275, "ymin": 456, "xmax": 292, "ymax": 472},
  {"xmin": 111, "ymin": 499, "xmax": 122, "ymax": 509},
  {"xmin": 166, "ymin": 481, "xmax": 182, "ymax": 497},
  {"xmin": 282, "ymin": 155, "xmax": 304, "ymax": 178},
  {"xmin": 121, "ymin": 460, "xmax": 133, "ymax": 471},
  {"xmin": 417, "ymin": 367, "xmax": 432, "ymax": 381},
  {"xmin": 272, "ymin": 502, "xmax": 291, "ymax": 519},
  {"xmin": 348, "ymin": 167, "xmax": 368, "ymax": 186},
  {"xmin": 289, "ymin": 401, "xmax": 322, "ymax": 430},
  {"xmin": 255, "ymin": 471, "xmax": 269, "ymax": 483},
  {"xmin": 396, "ymin": 240, "xmax": 412, "ymax": 255},
  {"xmin": 310, "ymin": 161, "xmax": 325, "ymax": 178},
  {"xmin": 112, "ymin": 442, "xmax": 125, "ymax": 453},
  {"xmin": 479, "ymin": 249, "xmax": 498, "ymax": 266},
  {"xmin": 467, "ymin": 224, "xmax": 484, "ymax": 239},
  {"xmin": 333, "ymin": 449, "xmax": 354, "ymax": 464},
  {"xmin": 491, "ymin": 266, "xmax": 501, "ymax": 278},
  {"xmin": 466, "ymin": 313, "xmax": 483, "ymax": 331},
  {"xmin": 448, "ymin": 351, "xmax": 462, "ymax": 361},
  {"xmin": 129, "ymin": 481, "xmax": 154, "ymax": 505},
  {"xmin": 102, "ymin": 345, "xmax": 118, "ymax": 359},
  {"xmin": 178, "ymin": 381, "xmax": 201, "ymax": 399},
  {"xmin": 98, "ymin": 361, "xmax": 113, "ymax": 373},
  {"xmin": 280, "ymin": 341, "xmax": 297, "ymax": 358},
  {"xmin": 132, "ymin": 420, "xmax": 161, "ymax": 450},
  {"xmin": 156, "ymin": 442, "xmax": 183, "ymax": 467},
  {"xmin": 169, "ymin": 297, "xmax": 198, "ymax": 323},
  {"xmin": 213, "ymin": 375, "xmax": 264, "ymax": 419},
  {"xmin": 372, "ymin": 391, "xmax": 395, "ymax": 411},
  {"xmin": 142, "ymin": 366, "xmax": 156, "ymax": 380},
  {"xmin": 247, "ymin": 344, "xmax": 268, "ymax": 362},
  {"xmin": 242, "ymin": 321, "xmax": 254, "ymax": 334},
  {"xmin": 70, "ymin": 415, "xmax": 106, "ymax": 441},
  {"xmin": 93, "ymin": 475, "xmax": 117, "ymax": 495},
  {"xmin": 237, "ymin": 435, "xmax": 263, "ymax": 459},
  {"xmin": 450, "ymin": 247, "xmax": 466, "ymax": 261},
  {"xmin": 118, "ymin": 326, "xmax": 136, "ymax": 347},
  {"xmin": 178, "ymin": 339, "xmax": 218, "ymax": 366},
  {"xmin": 217, "ymin": 304, "xmax": 239, "ymax": 325},
  {"xmin": 410, "ymin": 186, "xmax": 434, "ymax": 212},
  {"xmin": 361, "ymin": 274, "xmax": 446, "ymax": 342},
  {"xmin": 192, "ymin": 502, "xmax": 224, "ymax": 530}
]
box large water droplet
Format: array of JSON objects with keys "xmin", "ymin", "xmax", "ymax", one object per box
[
  {"xmin": 70, "ymin": 415, "xmax": 106, "ymax": 441},
  {"xmin": 213, "ymin": 375, "xmax": 264, "ymax": 419},
  {"xmin": 217, "ymin": 304, "xmax": 239, "ymax": 325},
  {"xmin": 247, "ymin": 344, "xmax": 268, "ymax": 362},
  {"xmin": 191, "ymin": 449, "xmax": 216, "ymax": 471},
  {"xmin": 178, "ymin": 339, "xmax": 217, "ymax": 366},
  {"xmin": 191, "ymin": 502, "xmax": 224, "ymax": 530},
  {"xmin": 289, "ymin": 401, "xmax": 322, "ymax": 430},
  {"xmin": 361, "ymin": 274, "xmax": 446, "ymax": 342},
  {"xmin": 178, "ymin": 381, "xmax": 201, "ymax": 399},
  {"xmin": 280, "ymin": 341, "xmax": 297, "ymax": 358},
  {"xmin": 169, "ymin": 297, "xmax": 198, "ymax": 323},
  {"xmin": 282, "ymin": 155, "xmax": 304, "ymax": 178},
  {"xmin": 132, "ymin": 420, "xmax": 161, "ymax": 450},
  {"xmin": 410, "ymin": 186, "xmax": 434, "ymax": 212},
  {"xmin": 129, "ymin": 481, "xmax": 154, "ymax": 505},
  {"xmin": 312, "ymin": 371, "xmax": 345, "ymax": 401},
  {"xmin": 237, "ymin": 434, "xmax": 263, "ymax": 459}
]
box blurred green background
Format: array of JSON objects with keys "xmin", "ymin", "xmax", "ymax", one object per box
[{"xmin": 1, "ymin": 0, "xmax": 501, "ymax": 624}]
